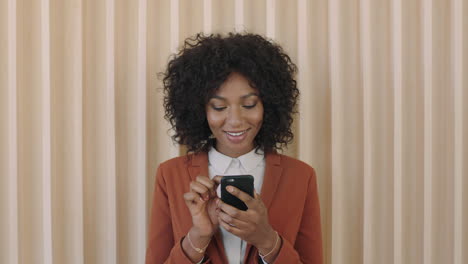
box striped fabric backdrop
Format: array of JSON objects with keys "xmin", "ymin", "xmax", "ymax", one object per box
[{"xmin": 0, "ymin": 0, "xmax": 466, "ymax": 264}]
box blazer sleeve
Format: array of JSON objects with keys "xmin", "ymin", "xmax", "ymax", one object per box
[
  {"xmin": 145, "ymin": 165, "xmax": 199, "ymax": 264},
  {"xmin": 273, "ymin": 168, "xmax": 323, "ymax": 264}
]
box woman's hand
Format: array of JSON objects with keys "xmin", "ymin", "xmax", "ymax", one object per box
[
  {"xmin": 183, "ymin": 175, "xmax": 222, "ymax": 237},
  {"xmin": 215, "ymin": 186, "xmax": 279, "ymax": 256}
]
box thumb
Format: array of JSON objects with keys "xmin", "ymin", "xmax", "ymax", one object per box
[
  {"xmin": 213, "ymin": 175, "xmax": 223, "ymax": 185},
  {"xmin": 210, "ymin": 175, "xmax": 223, "ymax": 198},
  {"xmin": 212, "ymin": 175, "xmax": 223, "ymax": 190}
]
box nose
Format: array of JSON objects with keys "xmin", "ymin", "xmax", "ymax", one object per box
[{"xmin": 227, "ymin": 107, "xmax": 242, "ymax": 128}]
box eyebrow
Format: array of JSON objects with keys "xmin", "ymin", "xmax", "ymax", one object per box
[{"xmin": 210, "ymin": 93, "xmax": 259, "ymax": 101}]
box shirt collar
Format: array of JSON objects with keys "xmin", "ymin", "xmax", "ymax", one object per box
[
  {"xmin": 237, "ymin": 148, "xmax": 264, "ymax": 172},
  {"xmin": 208, "ymin": 147, "xmax": 265, "ymax": 174}
]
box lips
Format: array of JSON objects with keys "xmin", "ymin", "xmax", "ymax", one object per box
[
  {"xmin": 224, "ymin": 128, "xmax": 250, "ymax": 143},
  {"xmin": 225, "ymin": 129, "xmax": 249, "ymax": 136}
]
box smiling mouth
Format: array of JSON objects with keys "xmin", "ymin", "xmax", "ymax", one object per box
[{"xmin": 224, "ymin": 129, "xmax": 250, "ymax": 137}]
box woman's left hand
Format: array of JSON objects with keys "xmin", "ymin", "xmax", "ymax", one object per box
[{"xmin": 215, "ymin": 186, "xmax": 277, "ymax": 252}]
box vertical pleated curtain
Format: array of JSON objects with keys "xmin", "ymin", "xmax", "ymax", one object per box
[{"xmin": 0, "ymin": 0, "xmax": 466, "ymax": 264}]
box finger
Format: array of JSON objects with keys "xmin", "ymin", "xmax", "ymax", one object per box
[
  {"xmin": 218, "ymin": 216, "xmax": 242, "ymax": 236},
  {"xmin": 217, "ymin": 209, "xmax": 249, "ymax": 229},
  {"xmin": 196, "ymin": 176, "xmax": 217, "ymax": 198},
  {"xmin": 213, "ymin": 175, "xmax": 223, "ymax": 190},
  {"xmin": 225, "ymin": 185, "xmax": 256, "ymax": 209},
  {"xmin": 212, "ymin": 175, "xmax": 223, "ymax": 185},
  {"xmin": 190, "ymin": 181, "xmax": 210, "ymax": 200},
  {"xmin": 183, "ymin": 192, "xmax": 204, "ymax": 205},
  {"xmin": 217, "ymin": 199, "xmax": 245, "ymax": 219},
  {"xmin": 253, "ymin": 190, "xmax": 260, "ymax": 199},
  {"xmin": 196, "ymin": 176, "xmax": 214, "ymax": 189}
]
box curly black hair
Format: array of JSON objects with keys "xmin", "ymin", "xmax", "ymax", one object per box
[{"xmin": 162, "ymin": 32, "xmax": 299, "ymax": 154}]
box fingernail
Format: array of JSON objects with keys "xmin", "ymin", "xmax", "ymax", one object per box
[{"xmin": 227, "ymin": 186, "xmax": 234, "ymax": 193}]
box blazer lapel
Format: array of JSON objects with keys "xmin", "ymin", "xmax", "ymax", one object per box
[
  {"xmin": 244, "ymin": 151, "xmax": 283, "ymax": 263},
  {"xmin": 187, "ymin": 152, "xmax": 229, "ymax": 263},
  {"xmin": 260, "ymin": 152, "xmax": 283, "ymax": 209},
  {"xmin": 187, "ymin": 152, "xmax": 209, "ymax": 181}
]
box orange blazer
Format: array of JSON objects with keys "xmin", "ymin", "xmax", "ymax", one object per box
[{"xmin": 146, "ymin": 151, "xmax": 323, "ymax": 264}]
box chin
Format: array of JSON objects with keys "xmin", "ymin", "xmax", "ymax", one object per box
[{"xmin": 233, "ymin": 144, "xmax": 254, "ymax": 153}]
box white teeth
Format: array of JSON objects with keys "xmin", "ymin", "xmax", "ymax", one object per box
[{"xmin": 226, "ymin": 130, "xmax": 247, "ymax": 136}]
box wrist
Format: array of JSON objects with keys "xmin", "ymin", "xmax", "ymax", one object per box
[
  {"xmin": 190, "ymin": 226, "xmax": 214, "ymax": 240},
  {"xmin": 182, "ymin": 228, "xmax": 211, "ymax": 263},
  {"xmin": 257, "ymin": 229, "xmax": 277, "ymax": 254},
  {"xmin": 189, "ymin": 227, "xmax": 213, "ymax": 253},
  {"xmin": 258, "ymin": 231, "xmax": 281, "ymax": 262}
]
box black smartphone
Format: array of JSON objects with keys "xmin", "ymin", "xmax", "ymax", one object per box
[{"xmin": 221, "ymin": 175, "xmax": 254, "ymax": 211}]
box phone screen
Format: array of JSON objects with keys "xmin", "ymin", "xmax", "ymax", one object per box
[{"xmin": 221, "ymin": 175, "xmax": 254, "ymax": 211}]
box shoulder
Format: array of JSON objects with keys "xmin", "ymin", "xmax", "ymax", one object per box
[
  {"xmin": 270, "ymin": 153, "xmax": 318, "ymax": 187},
  {"xmin": 157, "ymin": 152, "xmax": 207, "ymax": 176},
  {"xmin": 159, "ymin": 155, "xmax": 191, "ymax": 169},
  {"xmin": 277, "ymin": 153, "xmax": 316, "ymax": 175},
  {"xmin": 155, "ymin": 155, "xmax": 194, "ymax": 189},
  {"xmin": 156, "ymin": 155, "xmax": 191, "ymax": 178}
]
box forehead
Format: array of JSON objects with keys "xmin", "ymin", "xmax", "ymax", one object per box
[{"xmin": 213, "ymin": 72, "xmax": 258, "ymax": 98}]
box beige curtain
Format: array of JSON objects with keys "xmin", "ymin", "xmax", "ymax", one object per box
[{"xmin": 1, "ymin": 0, "xmax": 467, "ymax": 264}]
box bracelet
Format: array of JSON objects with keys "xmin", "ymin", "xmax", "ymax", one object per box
[
  {"xmin": 259, "ymin": 231, "xmax": 279, "ymax": 259},
  {"xmin": 187, "ymin": 232, "xmax": 210, "ymax": 254}
]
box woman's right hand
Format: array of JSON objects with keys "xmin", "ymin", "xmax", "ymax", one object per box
[{"xmin": 183, "ymin": 175, "xmax": 222, "ymax": 237}]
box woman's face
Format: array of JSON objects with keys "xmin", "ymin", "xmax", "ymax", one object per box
[{"xmin": 206, "ymin": 72, "xmax": 264, "ymax": 158}]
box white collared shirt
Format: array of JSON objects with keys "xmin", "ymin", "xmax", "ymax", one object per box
[{"xmin": 207, "ymin": 147, "xmax": 267, "ymax": 264}]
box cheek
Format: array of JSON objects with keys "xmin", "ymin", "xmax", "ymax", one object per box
[
  {"xmin": 250, "ymin": 108, "xmax": 264, "ymax": 127},
  {"xmin": 206, "ymin": 111, "xmax": 225, "ymax": 129}
]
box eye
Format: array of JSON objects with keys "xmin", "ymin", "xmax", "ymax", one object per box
[
  {"xmin": 212, "ymin": 106, "xmax": 227, "ymax": 111},
  {"xmin": 243, "ymin": 103, "xmax": 257, "ymax": 109}
]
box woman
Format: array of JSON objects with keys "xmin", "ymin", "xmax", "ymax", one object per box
[{"xmin": 146, "ymin": 33, "xmax": 323, "ymax": 264}]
